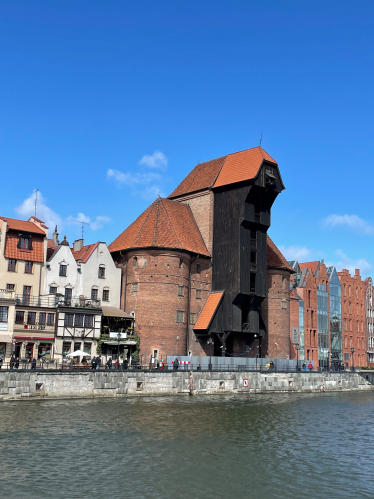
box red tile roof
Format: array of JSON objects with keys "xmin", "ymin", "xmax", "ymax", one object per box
[
  {"xmin": 299, "ymin": 261, "xmax": 319, "ymax": 274},
  {"xmin": 0, "ymin": 217, "xmax": 46, "ymax": 235},
  {"xmin": 169, "ymin": 146, "xmax": 277, "ymax": 198},
  {"xmin": 109, "ymin": 197, "xmax": 210, "ymax": 256},
  {"xmin": 72, "ymin": 242, "xmax": 99, "ymax": 263},
  {"xmin": 266, "ymin": 236, "xmax": 293, "ymax": 271},
  {"xmin": 4, "ymin": 234, "xmax": 44, "ymax": 263},
  {"xmin": 194, "ymin": 291, "xmax": 224, "ymax": 330}
]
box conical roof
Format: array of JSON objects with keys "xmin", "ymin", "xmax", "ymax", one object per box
[{"xmin": 109, "ymin": 197, "xmax": 210, "ymax": 256}]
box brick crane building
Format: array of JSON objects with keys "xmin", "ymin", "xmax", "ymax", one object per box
[{"xmin": 109, "ymin": 146, "xmax": 292, "ymax": 362}]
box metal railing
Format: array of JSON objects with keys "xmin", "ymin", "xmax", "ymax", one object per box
[
  {"xmin": 16, "ymin": 295, "xmax": 58, "ymax": 308},
  {"xmin": 0, "ymin": 362, "xmax": 354, "ymax": 373},
  {"xmin": 15, "ymin": 295, "xmax": 101, "ymax": 309}
]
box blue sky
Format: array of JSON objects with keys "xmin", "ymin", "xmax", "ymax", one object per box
[{"xmin": 1, "ymin": 0, "xmax": 374, "ymax": 276}]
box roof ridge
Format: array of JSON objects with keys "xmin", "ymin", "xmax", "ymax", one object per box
[
  {"xmin": 131, "ymin": 200, "xmax": 157, "ymax": 248},
  {"xmin": 210, "ymin": 156, "xmax": 227, "ymax": 189},
  {"xmin": 160, "ymin": 198, "xmax": 182, "ymax": 249}
]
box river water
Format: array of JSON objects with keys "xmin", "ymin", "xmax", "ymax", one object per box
[{"xmin": 0, "ymin": 391, "xmax": 373, "ymax": 499}]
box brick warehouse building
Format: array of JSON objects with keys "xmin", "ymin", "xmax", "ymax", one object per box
[{"xmin": 109, "ymin": 146, "xmax": 293, "ymax": 362}]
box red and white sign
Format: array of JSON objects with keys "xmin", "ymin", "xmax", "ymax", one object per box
[{"xmin": 243, "ymin": 379, "xmax": 249, "ymax": 387}]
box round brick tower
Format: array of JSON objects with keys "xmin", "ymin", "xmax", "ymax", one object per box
[{"xmin": 109, "ymin": 197, "xmax": 211, "ymax": 363}]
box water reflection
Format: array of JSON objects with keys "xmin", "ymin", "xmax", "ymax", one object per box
[{"xmin": 0, "ymin": 392, "xmax": 374, "ymax": 499}]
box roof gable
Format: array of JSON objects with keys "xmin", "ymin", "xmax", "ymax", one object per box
[
  {"xmin": 266, "ymin": 236, "xmax": 293, "ymax": 271},
  {"xmin": 0, "ymin": 216, "xmax": 46, "ymax": 235},
  {"xmin": 169, "ymin": 146, "xmax": 277, "ymax": 198}
]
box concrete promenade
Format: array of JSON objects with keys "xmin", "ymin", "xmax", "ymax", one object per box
[{"xmin": 0, "ymin": 370, "xmax": 372, "ymax": 401}]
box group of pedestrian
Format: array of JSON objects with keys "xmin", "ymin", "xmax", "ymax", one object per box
[
  {"xmin": 91, "ymin": 356, "xmax": 102, "ymax": 370},
  {"xmin": 9, "ymin": 355, "xmax": 20, "ymax": 369},
  {"xmin": 301, "ymin": 362, "xmax": 314, "ymax": 371}
]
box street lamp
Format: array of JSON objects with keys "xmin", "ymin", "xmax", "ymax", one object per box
[
  {"xmin": 207, "ymin": 337, "xmax": 213, "ymax": 371},
  {"xmin": 351, "ymin": 347, "xmax": 355, "ymax": 371},
  {"xmin": 295, "ymin": 343, "xmax": 299, "ymax": 371},
  {"xmin": 117, "ymin": 332, "xmax": 121, "ymax": 370}
]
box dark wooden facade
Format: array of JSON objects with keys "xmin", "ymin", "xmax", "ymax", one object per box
[{"xmin": 207, "ymin": 162, "xmax": 285, "ymax": 354}]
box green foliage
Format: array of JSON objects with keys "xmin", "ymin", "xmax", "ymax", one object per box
[{"xmin": 96, "ymin": 333, "xmax": 141, "ymax": 361}]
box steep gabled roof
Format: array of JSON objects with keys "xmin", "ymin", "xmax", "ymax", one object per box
[
  {"xmin": 299, "ymin": 261, "xmax": 319, "ymax": 274},
  {"xmin": 109, "ymin": 197, "xmax": 210, "ymax": 257},
  {"xmin": 72, "ymin": 242, "xmax": 99, "ymax": 263},
  {"xmin": 169, "ymin": 146, "xmax": 277, "ymax": 198},
  {"xmin": 0, "ymin": 216, "xmax": 46, "ymax": 235},
  {"xmin": 266, "ymin": 236, "xmax": 293, "ymax": 271},
  {"xmin": 194, "ymin": 291, "xmax": 224, "ymax": 331}
]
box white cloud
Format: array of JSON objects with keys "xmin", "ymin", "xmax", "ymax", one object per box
[
  {"xmin": 15, "ymin": 190, "xmax": 62, "ymax": 234},
  {"xmin": 107, "ymin": 169, "xmax": 165, "ymax": 199},
  {"xmin": 138, "ymin": 150, "xmax": 168, "ymax": 170},
  {"xmin": 278, "ymin": 245, "xmax": 314, "ymax": 261},
  {"xmin": 66, "ymin": 212, "xmax": 111, "ymax": 231},
  {"xmin": 323, "ymin": 214, "xmax": 374, "ymax": 235},
  {"xmin": 326, "ymin": 249, "xmax": 372, "ymax": 276}
]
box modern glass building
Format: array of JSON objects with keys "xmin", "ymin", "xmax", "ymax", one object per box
[
  {"xmin": 317, "ymin": 283, "xmax": 329, "ymax": 369},
  {"xmin": 327, "ymin": 266, "xmax": 342, "ymax": 368}
]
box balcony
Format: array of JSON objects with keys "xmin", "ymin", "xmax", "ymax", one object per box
[
  {"xmin": 56, "ymin": 295, "xmax": 101, "ymax": 309},
  {"xmin": 0, "ymin": 289, "xmax": 15, "ymax": 300},
  {"xmin": 16, "ymin": 295, "xmax": 58, "ymax": 308}
]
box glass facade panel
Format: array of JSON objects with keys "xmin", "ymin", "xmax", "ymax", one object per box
[
  {"xmin": 328, "ymin": 267, "xmax": 342, "ymax": 368},
  {"xmin": 317, "ymin": 283, "xmax": 329, "ymax": 370}
]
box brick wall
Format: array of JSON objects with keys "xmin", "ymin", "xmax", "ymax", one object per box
[
  {"xmin": 114, "ymin": 249, "xmax": 212, "ymax": 360},
  {"xmin": 289, "ymin": 289, "xmax": 300, "ymax": 361},
  {"xmin": 338, "ymin": 269, "xmax": 366, "ymax": 367},
  {"xmin": 261, "ymin": 269, "xmax": 291, "ymax": 359},
  {"xmin": 172, "ymin": 190, "xmax": 213, "ymax": 254}
]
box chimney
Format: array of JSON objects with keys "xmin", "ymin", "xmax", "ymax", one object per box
[
  {"xmin": 74, "ymin": 239, "xmax": 84, "ymax": 252},
  {"xmin": 355, "ymin": 269, "xmax": 360, "ymax": 277},
  {"xmin": 52, "ymin": 225, "xmax": 60, "ymax": 246}
]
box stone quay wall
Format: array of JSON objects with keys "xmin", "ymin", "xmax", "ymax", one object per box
[{"xmin": 0, "ymin": 370, "xmax": 372, "ymax": 401}]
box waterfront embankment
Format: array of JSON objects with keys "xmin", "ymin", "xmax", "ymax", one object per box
[{"xmin": 0, "ymin": 370, "xmax": 372, "ymax": 400}]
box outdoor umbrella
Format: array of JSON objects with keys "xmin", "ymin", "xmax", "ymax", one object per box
[{"xmin": 66, "ymin": 350, "xmax": 92, "ymax": 357}]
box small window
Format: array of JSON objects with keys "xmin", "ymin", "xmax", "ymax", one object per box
[
  {"xmin": 250, "ymin": 273, "xmax": 256, "ymax": 293},
  {"xmin": 85, "ymin": 315, "xmax": 93, "ymax": 328},
  {"xmin": 250, "ymin": 252, "xmax": 256, "ymax": 264},
  {"xmin": 91, "ymin": 288, "xmax": 98, "ymax": 300},
  {"xmin": 349, "ymin": 303, "xmax": 352, "ymax": 314},
  {"xmin": 50, "ymin": 286, "xmax": 57, "ymax": 294},
  {"xmin": 6, "ymin": 284, "xmax": 15, "ymax": 291},
  {"xmin": 98, "ymin": 266, "xmax": 106, "ymax": 279},
  {"xmin": 64, "ymin": 313, "xmax": 74, "ymax": 327},
  {"xmin": 190, "ymin": 312, "xmax": 196, "ymax": 325},
  {"xmin": 103, "ymin": 289, "xmax": 110, "ymax": 302},
  {"xmin": 25, "ymin": 261, "xmax": 33, "ymax": 274},
  {"xmin": 179, "ymin": 259, "xmax": 183, "ymax": 269},
  {"xmin": 15, "ymin": 311, "xmax": 24, "ymax": 324},
  {"xmin": 178, "ymin": 286, "xmax": 184, "ymax": 297},
  {"xmin": 75, "ymin": 314, "xmax": 84, "ymax": 327},
  {"xmin": 0, "ymin": 306, "xmax": 8, "ymax": 322},
  {"xmin": 47, "ymin": 313, "xmax": 54, "ymax": 326},
  {"xmin": 132, "ymin": 283, "xmax": 138, "ymax": 293},
  {"xmin": 27, "ymin": 312, "xmax": 36, "ymax": 325},
  {"xmin": 176, "ymin": 310, "xmax": 185, "ymax": 323},
  {"xmin": 133, "ymin": 256, "xmax": 138, "ymax": 267},
  {"xmin": 196, "ymin": 289, "xmax": 202, "ymax": 299},
  {"xmin": 8, "ymin": 259, "xmax": 16, "ymax": 272},
  {"xmin": 196, "ymin": 264, "xmax": 201, "ymax": 274},
  {"xmin": 39, "ymin": 313, "xmax": 46, "ymax": 325},
  {"xmin": 59, "ymin": 265, "xmax": 67, "ymax": 277},
  {"xmin": 18, "ymin": 237, "xmax": 31, "ymax": 250}
]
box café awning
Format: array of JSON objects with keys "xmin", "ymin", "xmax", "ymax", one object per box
[{"xmin": 101, "ymin": 306, "xmax": 133, "ymax": 319}]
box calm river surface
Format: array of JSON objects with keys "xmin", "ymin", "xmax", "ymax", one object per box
[{"xmin": 1, "ymin": 391, "xmax": 373, "ymax": 499}]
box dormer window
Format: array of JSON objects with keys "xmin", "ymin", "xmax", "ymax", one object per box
[{"xmin": 17, "ymin": 235, "xmax": 32, "ymax": 250}]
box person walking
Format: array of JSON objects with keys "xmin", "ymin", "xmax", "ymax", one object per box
[
  {"xmin": 160, "ymin": 359, "xmax": 164, "ymax": 370},
  {"xmin": 173, "ymin": 358, "xmax": 179, "ymax": 370},
  {"xmin": 96, "ymin": 356, "xmax": 101, "ymax": 370},
  {"xmin": 106, "ymin": 357, "xmax": 113, "ymax": 369},
  {"xmin": 91, "ymin": 356, "xmax": 96, "ymax": 370},
  {"xmin": 308, "ymin": 362, "xmax": 313, "ymax": 372},
  {"xmin": 31, "ymin": 358, "xmax": 36, "ymax": 370},
  {"xmin": 0, "ymin": 356, "xmax": 3, "ymax": 369},
  {"xmin": 14, "ymin": 357, "xmax": 20, "ymax": 369},
  {"xmin": 9, "ymin": 355, "xmax": 15, "ymax": 369},
  {"xmin": 302, "ymin": 361, "xmax": 307, "ymax": 372}
]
